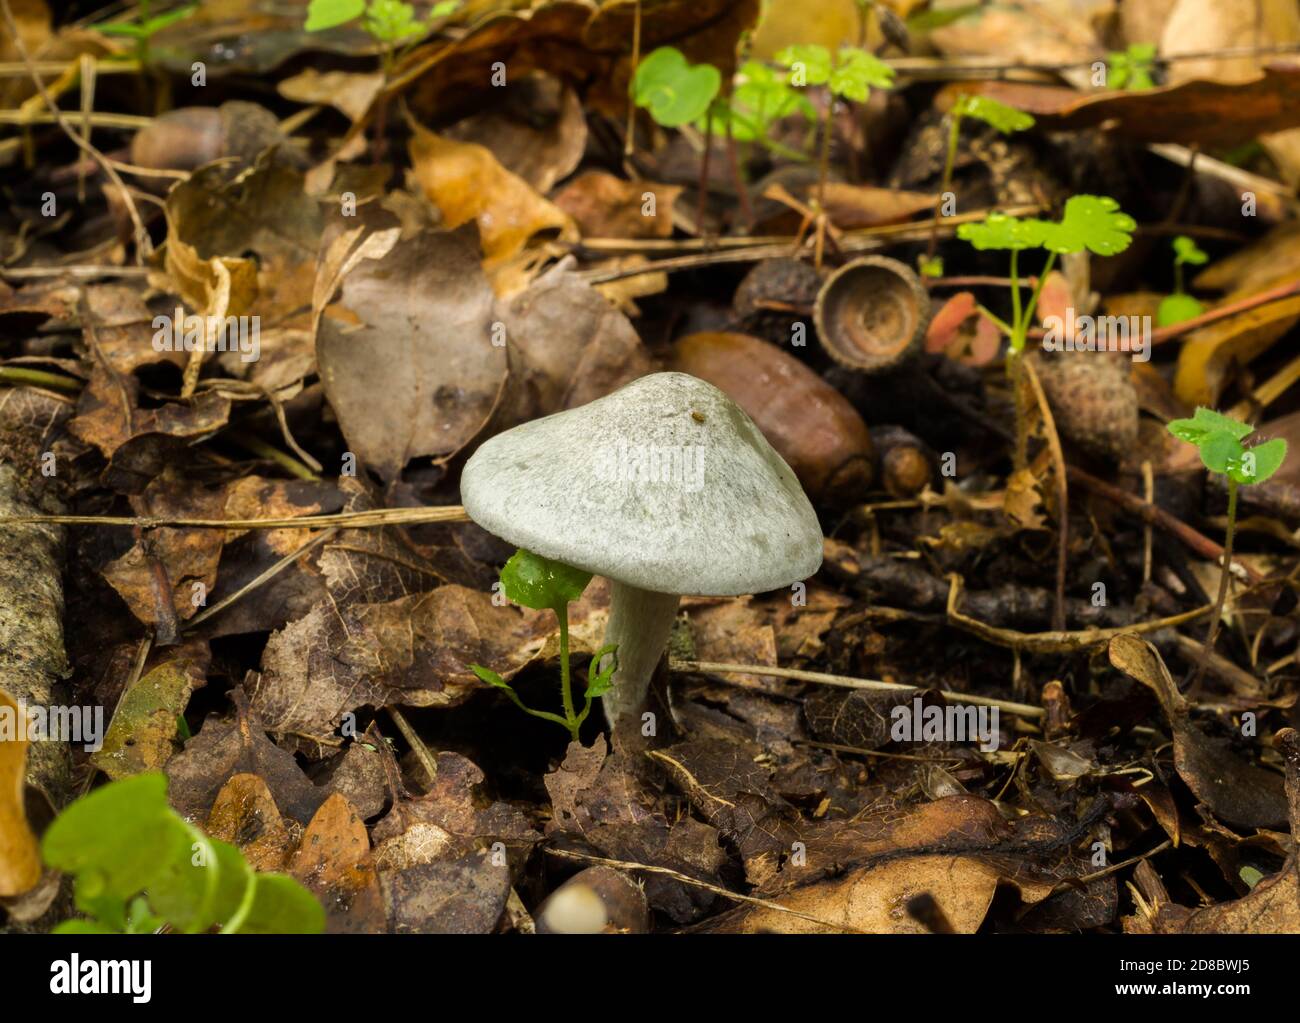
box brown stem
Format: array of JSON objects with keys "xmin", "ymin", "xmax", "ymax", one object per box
[{"xmin": 1188, "ymin": 477, "xmax": 1238, "ymax": 691}]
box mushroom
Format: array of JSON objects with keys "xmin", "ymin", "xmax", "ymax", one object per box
[{"xmin": 460, "ymin": 371, "xmax": 823, "ymax": 725}]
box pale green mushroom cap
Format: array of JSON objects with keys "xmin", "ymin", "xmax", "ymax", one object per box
[{"xmin": 460, "ymin": 372, "xmax": 823, "ymax": 596}]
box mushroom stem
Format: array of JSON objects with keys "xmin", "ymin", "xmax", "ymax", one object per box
[{"xmin": 600, "ymin": 581, "xmax": 681, "ymax": 725}]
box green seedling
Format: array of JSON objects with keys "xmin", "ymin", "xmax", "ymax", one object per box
[
  {"xmin": 957, "ymin": 194, "xmax": 1135, "ymax": 463},
  {"xmin": 42, "ymin": 772, "xmax": 324, "ymax": 934},
  {"xmin": 923, "ymin": 94, "xmax": 1035, "ymax": 277},
  {"xmin": 306, "ymin": 0, "xmax": 460, "ymax": 71},
  {"xmin": 633, "ymin": 47, "xmax": 722, "ymax": 128},
  {"xmin": 696, "ymin": 60, "xmax": 815, "ymax": 162},
  {"xmin": 1106, "ymin": 43, "xmax": 1158, "ymax": 90},
  {"xmin": 98, "ymin": 2, "xmax": 197, "ymax": 68},
  {"xmin": 1157, "ymin": 234, "xmax": 1209, "ymax": 327},
  {"xmin": 471, "ymin": 549, "xmax": 618, "ymax": 743},
  {"xmin": 775, "ymin": 43, "xmax": 896, "ymax": 264},
  {"xmin": 1166, "ymin": 407, "xmax": 1288, "ymax": 687}
]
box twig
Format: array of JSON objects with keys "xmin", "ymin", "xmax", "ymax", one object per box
[
  {"xmin": 0, "ymin": 505, "xmax": 471, "ymax": 530},
  {"xmin": 669, "ymin": 657, "xmax": 1046, "ymax": 719},
  {"xmin": 386, "ymin": 706, "xmax": 439, "ymax": 784},
  {"xmin": 1188, "ymin": 479, "xmax": 1238, "ymax": 691},
  {"xmin": 1021, "ymin": 358, "xmax": 1068, "ymax": 632}
]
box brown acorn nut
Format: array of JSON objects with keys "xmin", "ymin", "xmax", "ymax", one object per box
[
  {"xmin": 670, "ymin": 331, "xmax": 874, "ymax": 504},
  {"xmin": 870, "ymin": 424, "xmax": 935, "ymax": 498},
  {"xmin": 534, "ymin": 866, "xmax": 649, "ymax": 934},
  {"xmin": 129, "ymin": 101, "xmax": 284, "ymax": 175},
  {"xmin": 813, "ymin": 256, "xmax": 930, "ymax": 373}
]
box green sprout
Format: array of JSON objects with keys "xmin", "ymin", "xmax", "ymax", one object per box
[
  {"xmin": 471, "ymin": 549, "xmax": 618, "ymax": 743},
  {"xmin": 923, "ymin": 94, "xmax": 1035, "ymax": 277},
  {"xmin": 775, "ymin": 44, "xmax": 895, "ymax": 263},
  {"xmin": 633, "ymin": 47, "xmax": 722, "ymax": 128},
  {"xmin": 1166, "ymin": 408, "xmax": 1288, "ymax": 687},
  {"xmin": 306, "ymin": 0, "xmax": 460, "ymax": 71},
  {"xmin": 1157, "ymin": 234, "xmax": 1209, "ymax": 327},
  {"xmin": 98, "ymin": 1, "xmax": 197, "ymax": 69},
  {"xmin": 957, "ymin": 194, "xmax": 1136, "ymax": 356},
  {"xmin": 696, "ymin": 60, "xmax": 815, "ymax": 162},
  {"xmin": 1107, "ymin": 43, "xmax": 1158, "ymax": 90},
  {"xmin": 42, "ymin": 772, "xmax": 324, "ymax": 934}
]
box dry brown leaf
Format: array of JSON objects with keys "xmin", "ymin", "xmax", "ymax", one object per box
[
  {"xmin": 553, "ymin": 171, "xmax": 682, "ymax": 239},
  {"xmin": 408, "ymin": 122, "xmax": 576, "ymax": 270},
  {"xmin": 205, "ymin": 773, "xmax": 297, "ymax": 872},
  {"xmin": 0, "ymin": 687, "xmax": 42, "ymax": 897},
  {"xmin": 290, "ymin": 792, "xmax": 386, "ymax": 933}
]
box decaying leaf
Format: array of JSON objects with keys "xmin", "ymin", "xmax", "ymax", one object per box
[{"xmin": 0, "ymin": 687, "xmax": 42, "ymax": 897}]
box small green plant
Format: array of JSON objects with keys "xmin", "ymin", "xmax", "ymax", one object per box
[
  {"xmin": 98, "ymin": 1, "xmax": 197, "ymax": 68},
  {"xmin": 471, "ymin": 549, "xmax": 618, "ymax": 743},
  {"xmin": 1166, "ymin": 408, "xmax": 1288, "ymax": 686},
  {"xmin": 696, "ymin": 60, "xmax": 815, "ymax": 162},
  {"xmin": 775, "ymin": 43, "xmax": 896, "ymax": 263},
  {"xmin": 633, "ymin": 46, "xmax": 722, "ymax": 128},
  {"xmin": 1157, "ymin": 234, "xmax": 1209, "ymax": 327},
  {"xmin": 42, "ymin": 772, "xmax": 324, "ymax": 934},
  {"xmin": 922, "ymin": 94, "xmax": 1035, "ymax": 277},
  {"xmin": 306, "ymin": 0, "xmax": 460, "ymax": 71},
  {"xmin": 1107, "ymin": 43, "xmax": 1158, "ymax": 90}
]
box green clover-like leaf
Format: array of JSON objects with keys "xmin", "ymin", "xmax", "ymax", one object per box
[
  {"xmin": 470, "ymin": 664, "xmax": 512, "ymax": 690},
  {"xmin": 1042, "ymin": 194, "xmax": 1135, "ymax": 256},
  {"xmin": 698, "ymin": 61, "xmax": 813, "ymax": 140},
  {"xmin": 1156, "ymin": 292, "xmax": 1204, "ymax": 327},
  {"xmin": 1167, "ymin": 407, "xmax": 1255, "ymax": 447},
  {"xmin": 776, "ymin": 44, "xmax": 832, "ymax": 86},
  {"xmin": 954, "ymin": 94, "xmax": 1035, "ymax": 134},
  {"xmin": 1172, "ymin": 234, "xmax": 1208, "ymax": 266},
  {"xmin": 634, "ymin": 47, "xmax": 722, "ymax": 127},
  {"xmin": 1198, "ymin": 430, "xmax": 1244, "ymax": 475},
  {"xmin": 828, "ymin": 47, "xmax": 895, "ymax": 101},
  {"xmin": 1231, "ymin": 438, "xmax": 1288, "ymax": 486},
  {"xmin": 305, "ymin": 0, "xmax": 365, "ymax": 31},
  {"xmin": 363, "ymin": 0, "xmax": 424, "ymax": 43},
  {"xmin": 499, "ymin": 548, "xmax": 592, "ymax": 612},
  {"xmin": 1109, "ymin": 44, "xmax": 1158, "ymax": 90},
  {"xmin": 956, "ymin": 212, "xmax": 1051, "ymax": 251}
]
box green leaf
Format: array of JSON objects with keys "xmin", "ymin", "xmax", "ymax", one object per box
[
  {"xmin": 956, "ymin": 211, "xmax": 1051, "ymax": 251},
  {"xmin": 499, "ymin": 548, "xmax": 592, "ymax": 612},
  {"xmin": 918, "ymin": 255, "xmax": 944, "ymax": 278},
  {"xmin": 228, "ymin": 873, "xmax": 327, "ymax": 934},
  {"xmin": 1172, "ymin": 234, "xmax": 1208, "ymax": 266},
  {"xmin": 701, "ymin": 60, "xmax": 815, "ymax": 140},
  {"xmin": 953, "ymin": 94, "xmax": 1035, "ymax": 134},
  {"xmin": 828, "ymin": 47, "xmax": 894, "ymax": 101},
  {"xmin": 1110, "ymin": 44, "xmax": 1157, "ymax": 91},
  {"xmin": 1198, "ymin": 430, "xmax": 1244, "ymax": 474},
  {"xmin": 1177, "ymin": 407, "xmax": 1255, "ymax": 443},
  {"xmin": 43, "ymin": 773, "xmax": 194, "ymax": 914},
  {"xmin": 1041, "ymin": 194, "xmax": 1135, "ymax": 256},
  {"xmin": 305, "ymin": 0, "xmax": 365, "ymax": 31},
  {"xmin": 776, "ymin": 44, "xmax": 832, "ymax": 86},
  {"xmin": 428, "ymin": 0, "xmax": 460, "ymax": 18},
  {"xmin": 136, "ymin": 5, "xmax": 199, "ymax": 35},
  {"xmin": 98, "ymin": 23, "xmax": 148, "ymax": 37},
  {"xmin": 363, "ymin": 0, "xmax": 424, "ymax": 43},
  {"xmin": 1156, "ymin": 292, "xmax": 1204, "ymax": 327},
  {"xmin": 584, "ymin": 644, "xmax": 619, "ymax": 700},
  {"xmin": 633, "ymin": 47, "xmax": 721, "ymax": 127},
  {"xmin": 1232, "ymin": 438, "xmax": 1288, "ymax": 485},
  {"xmin": 470, "ymin": 664, "xmax": 512, "ymax": 690}
]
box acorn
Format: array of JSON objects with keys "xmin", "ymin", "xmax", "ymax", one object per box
[
  {"xmin": 534, "ymin": 867, "xmax": 649, "ymax": 934},
  {"xmin": 814, "ymin": 256, "xmax": 930, "ymax": 374},
  {"xmin": 731, "ymin": 257, "xmax": 823, "ymax": 345},
  {"xmin": 871, "ymin": 424, "xmax": 936, "ymax": 498},
  {"xmin": 130, "ymin": 101, "xmax": 285, "ymax": 175},
  {"xmin": 670, "ymin": 331, "xmax": 875, "ymax": 504}
]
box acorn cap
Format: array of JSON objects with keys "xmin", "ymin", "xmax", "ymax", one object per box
[
  {"xmin": 460, "ymin": 372, "xmax": 822, "ymax": 596},
  {"xmin": 814, "ymin": 256, "xmax": 930, "ymax": 373}
]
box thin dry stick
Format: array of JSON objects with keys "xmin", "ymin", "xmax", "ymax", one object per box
[
  {"xmin": 0, "ymin": 0, "xmax": 151, "ymax": 262},
  {"xmin": 1021, "ymin": 359, "xmax": 1068, "ymax": 632},
  {"xmin": 386, "ymin": 706, "xmax": 439, "ymax": 784},
  {"xmin": 1188, "ymin": 479, "xmax": 1239, "ymax": 692},
  {"xmin": 669, "ymin": 658, "xmax": 1046, "ymax": 719},
  {"xmin": 0, "ymin": 505, "xmax": 471, "ymax": 530},
  {"xmin": 185, "ymin": 527, "xmax": 338, "ymax": 632},
  {"xmin": 544, "ymin": 847, "xmax": 864, "ymax": 931},
  {"xmin": 1141, "ymin": 461, "xmax": 1154, "ymax": 585},
  {"xmin": 623, "ymin": 0, "xmax": 642, "ymax": 156}
]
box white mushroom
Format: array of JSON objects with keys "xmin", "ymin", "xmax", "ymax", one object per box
[{"xmin": 460, "ymin": 372, "xmax": 823, "ymax": 725}]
